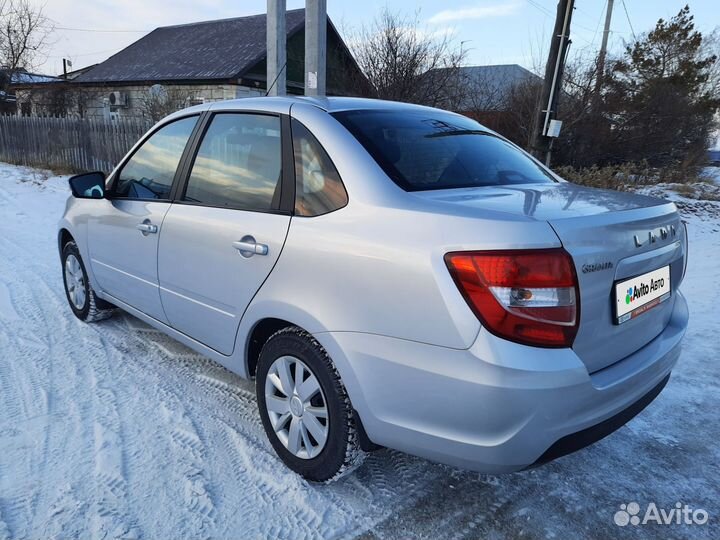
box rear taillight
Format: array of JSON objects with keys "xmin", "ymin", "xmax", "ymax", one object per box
[{"xmin": 445, "ymin": 249, "xmax": 580, "ymax": 348}]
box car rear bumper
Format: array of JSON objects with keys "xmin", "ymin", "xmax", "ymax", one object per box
[{"xmin": 315, "ymin": 290, "xmax": 688, "ymax": 473}]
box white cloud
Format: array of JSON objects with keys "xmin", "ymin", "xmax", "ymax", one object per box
[{"xmin": 428, "ymin": 2, "xmax": 520, "ymax": 24}]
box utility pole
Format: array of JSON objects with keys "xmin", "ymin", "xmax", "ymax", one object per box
[
  {"xmin": 266, "ymin": 0, "xmax": 286, "ymax": 96},
  {"xmin": 594, "ymin": 0, "xmax": 614, "ymax": 97},
  {"xmin": 531, "ymin": 0, "xmax": 574, "ymax": 166},
  {"xmin": 304, "ymin": 0, "xmax": 327, "ymax": 96}
]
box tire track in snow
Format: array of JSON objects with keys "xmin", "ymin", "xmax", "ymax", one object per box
[
  {"xmin": 0, "ymin": 180, "xmax": 126, "ymax": 538},
  {"xmin": 0, "ymin": 185, "xmax": 143, "ymax": 538},
  {"xmin": 88, "ymin": 359, "xmax": 141, "ymax": 540},
  {"xmin": 0, "ymin": 233, "xmax": 56, "ymax": 537},
  {"xmin": 116, "ymin": 317, "xmax": 365, "ymax": 539},
  {"xmin": 159, "ymin": 401, "xmax": 216, "ymax": 536},
  {"xmin": 97, "ymin": 316, "xmax": 218, "ymax": 538},
  {"xmin": 0, "ymin": 507, "xmax": 10, "ymax": 540},
  {"xmin": 41, "ymin": 485, "xmax": 88, "ymax": 539}
]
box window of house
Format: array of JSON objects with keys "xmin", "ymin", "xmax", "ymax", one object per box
[
  {"xmin": 183, "ymin": 113, "xmax": 282, "ymax": 211},
  {"xmin": 113, "ymin": 116, "xmax": 198, "ymax": 200},
  {"xmin": 291, "ymin": 118, "xmax": 348, "ymax": 216}
]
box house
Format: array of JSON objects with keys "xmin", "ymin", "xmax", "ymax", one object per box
[
  {"xmin": 426, "ymin": 64, "xmax": 542, "ymax": 146},
  {"xmin": 0, "ymin": 68, "xmax": 60, "ymax": 114},
  {"xmin": 444, "ymin": 64, "xmax": 541, "ymax": 114},
  {"xmin": 14, "ymin": 8, "xmax": 363, "ymax": 120}
]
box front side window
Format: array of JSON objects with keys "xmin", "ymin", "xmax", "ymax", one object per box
[
  {"xmin": 113, "ymin": 116, "xmax": 197, "ymax": 200},
  {"xmin": 332, "ymin": 110, "xmax": 555, "ymax": 192},
  {"xmin": 292, "ymin": 119, "xmax": 348, "ymax": 216},
  {"xmin": 183, "ymin": 113, "xmax": 282, "ymax": 211}
]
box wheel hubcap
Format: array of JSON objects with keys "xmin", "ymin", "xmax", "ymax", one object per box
[
  {"xmin": 264, "ymin": 355, "xmax": 329, "ymax": 459},
  {"xmin": 64, "ymin": 254, "xmax": 86, "ymax": 310}
]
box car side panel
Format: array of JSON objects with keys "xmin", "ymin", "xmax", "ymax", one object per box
[
  {"xmin": 87, "ymin": 199, "xmax": 171, "ymax": 323},
  {"xmin": 233, "ymin": 106, "xmax": 564, "ymax": 352},
  {"xmin": 158, "ymin": 204, "xmax": 291, "ymax": 355}
]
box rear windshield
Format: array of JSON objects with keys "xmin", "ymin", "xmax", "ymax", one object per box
[{"xmin": 332, "ymin": 109, "xmax": 555, "ymax": 191}]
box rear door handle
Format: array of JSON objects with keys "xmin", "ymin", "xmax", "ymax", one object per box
[
  {"xmin": 136, "ymin": 221, "xmax": 158, "ymax": 234},
  {"xmin": 232, "ymin": 236, "xmax": 269, "ymax": 257}
]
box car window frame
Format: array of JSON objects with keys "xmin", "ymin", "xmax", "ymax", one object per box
[
  {"xmin": 171, "ymin": 110, "xmax": 295, "ymax": 216},
  {"xmin": 105, "ymin": 114, "xmax": 202, "ymax": 203}
]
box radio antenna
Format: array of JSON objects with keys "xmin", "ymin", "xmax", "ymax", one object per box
[{"xmin": 265, "ymin": 62, "xmax": 288, "ymax": 97}]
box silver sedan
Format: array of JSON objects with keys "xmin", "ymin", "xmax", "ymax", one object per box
[{"xmin": 58, "ymin": 97, "xmax": 688, "ymax": 481}]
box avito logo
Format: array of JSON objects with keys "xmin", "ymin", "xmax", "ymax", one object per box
[{"xmin": 625, "ymin": 277, "xmax": 665, "ymax": 305}]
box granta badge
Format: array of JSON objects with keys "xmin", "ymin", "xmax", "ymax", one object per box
[{"xmin": 582, "ymin": 261, "xmax": 613, "ymax": 274}]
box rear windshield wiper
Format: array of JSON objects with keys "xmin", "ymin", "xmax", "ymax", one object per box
[{"xmin": 425, "ymin": 130, "xmax": 495, "ymax": 139}]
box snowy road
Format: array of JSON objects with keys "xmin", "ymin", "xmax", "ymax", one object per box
[{"xmin": 0, "ymin": 162, "xmax": 718, "ymax": 539}]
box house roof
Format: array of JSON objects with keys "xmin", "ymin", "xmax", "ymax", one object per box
[
  {"xmin": 75, "ymin": 9, "xmax": 307, "ymax": 84},
  {"xmin": 7, "ymin": 70, "xmax": 60, "ymax": 84},
  {"xmin": 61, "ymin": 64, "xmax": 99, "ymax": 80},
  {"xmin": 431, "ymin": 64, "xmax": 541, "ymax": 111}
]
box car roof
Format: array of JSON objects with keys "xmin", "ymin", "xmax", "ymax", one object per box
[{"xmin": 163, "ymin": 96, "xmax": 448, "ymax": 123}]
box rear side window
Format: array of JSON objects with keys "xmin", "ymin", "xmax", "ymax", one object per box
[
  {"xmin": 183, "ymin": 113, "xmax": 282, "ymax": 211},
  {"xmin": 332, "ymin": 110, "xmax": 555, "ymax": 192},
  {"xmin": 291, "ymin": 119, "xmax": 348, "ymax": 216},
  {"xmin": 113, "ymin": 116, "xmax": 197, "ymax": 200}
]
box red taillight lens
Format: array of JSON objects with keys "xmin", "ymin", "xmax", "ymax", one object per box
[{"xmin": 445, "ymin": 249, "xmax": 580, "ymax": 348}]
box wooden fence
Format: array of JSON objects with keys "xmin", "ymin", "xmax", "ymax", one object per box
[{"xmin": 0, "ymin": 115, "xmax": 152, "ymax": 173}]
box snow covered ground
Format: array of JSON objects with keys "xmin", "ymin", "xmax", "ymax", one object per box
[{"xmin": 0, "ymin": 162, "xmax": 718, "ymax": 540}]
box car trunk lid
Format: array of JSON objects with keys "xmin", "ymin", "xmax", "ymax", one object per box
[
  {"xmin": 548, "ymin": 204, "xmax": 684, "ymax": 373},
  {"xmin": 413, "ymin": 183, "xmax": 685, "ymax": 372}
]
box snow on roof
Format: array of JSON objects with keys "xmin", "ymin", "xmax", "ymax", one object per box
[{"xmin": 10, "ymin": 71, "xmax": 60, "ymax": 84}]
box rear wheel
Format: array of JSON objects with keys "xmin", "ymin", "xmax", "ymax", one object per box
[
  {"xmin": 256, "ymin": 327, "xmax": 365, "ymax": 482},
  {"xmin": 62, "ymin": 241, "xmax": 114, "ymax": 322}
]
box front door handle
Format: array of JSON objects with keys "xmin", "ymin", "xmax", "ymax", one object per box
[
  {"xmin": 136, "ymin": 220, "xmax": 158, "ymax": 235},
  {"xmin": 233, "ymin": 235, "xmax": 269, "ymax": 257}
]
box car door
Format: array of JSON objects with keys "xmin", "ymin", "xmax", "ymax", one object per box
[
  {"xmin": 87, "ymin": 115, "xmax": 199, "ymax": 323},
  {"xmin": 157, "ymin": 112, "xmax": 292, "ymax": 355}
]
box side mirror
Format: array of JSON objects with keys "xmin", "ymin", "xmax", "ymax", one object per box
[{"xmin": 69, "ymin": 172, "xmax": 106, "ymax": 199}]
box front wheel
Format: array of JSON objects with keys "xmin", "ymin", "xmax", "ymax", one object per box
[
  {"xmin": 62, "ymin": 241, "xmax": 114, "ymax": 322},
  {"xmin": 256, "ymin": 327, "xmax": 365, "ymax": 482}
]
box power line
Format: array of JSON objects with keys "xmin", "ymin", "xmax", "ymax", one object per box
[
  {"xmin": 525, "ymin": 0, "xmax": 595, "ymax": 47},
  {"xmin": 620, "ymin": 0, "xmax": 637, "ymax": 41},
  {"xmin": 54, "ymin": 25, "xmax": 151, "ymax": 33},
  {"xmin": 45, "ymin": 48, "xmax": 119, "ymax": 59},
  {"xmin": 526, "ymin": 0, "xmax": 554, "ymax": 18},
  {"xmin": 589, "ymin": 0, "xmax": 608, "ymax": 48},
  {"xmin": 525, "ymin": 0, "xmax": 598, "ymax": 33}
]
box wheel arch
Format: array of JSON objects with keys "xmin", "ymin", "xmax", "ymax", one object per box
[
  {"xmin": 245, "ymin": 317, "xmax": 298, "ymax": 378},
  {"xmin": 248, "ymin": 318, "xmax": 380, "ymax": 453},
  {"xmin": 58, "ymin": 227, "xmax": 74, "ymax": 255}
]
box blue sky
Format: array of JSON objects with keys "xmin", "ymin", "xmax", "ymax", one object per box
[{"xmin": 34, "ymin": 1, "xmax": 718, "ymax": 76}]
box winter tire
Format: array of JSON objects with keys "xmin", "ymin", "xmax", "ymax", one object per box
[
  {"xmin": 256, "ymin": 327, "xmax": 365, "ymax": 482},
  {"xmin": 62, "ymin": 241, "xmax": 114, "ymax": 322}
]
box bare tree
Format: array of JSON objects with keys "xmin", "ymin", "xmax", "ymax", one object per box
[
  {"xmin": 0, "ymin": 0, "xmax": 52, "ymax": 92},
  {"xmin": 22, "ymin": 84, "xmax": 100, "ymax": 117},
  {"xmin": 137, "ymin": 85, "xmax": 193, "ymax": 122},
  {"xmin": 347, "ymin": 9, "xmax": 466, "ymax": 106}
]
